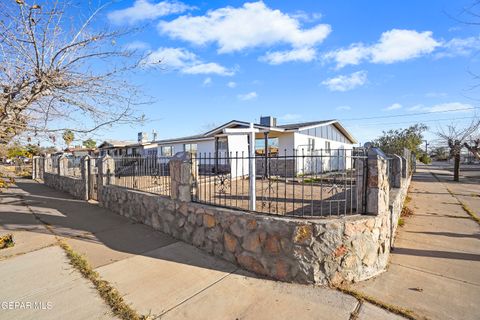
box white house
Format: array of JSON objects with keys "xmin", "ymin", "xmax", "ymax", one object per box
[{"xmin": 154, "ymin": 116, "xmax": 358, "ymax": 177}]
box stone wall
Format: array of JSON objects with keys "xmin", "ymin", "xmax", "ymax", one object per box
[
  {"xmin": 389, "ymin": 175, "xmax": 412, "ymax": 243},
  {"xmin": 39, "ymin": 150, "xmax": 413, "ymax": 285},
  {"xmin": 43, "ymin": 172, "xmax": 88, "ymax": 200},
  {"xmin": 100, "ymin": 182, "xmax": 406, "ymax": 285}
]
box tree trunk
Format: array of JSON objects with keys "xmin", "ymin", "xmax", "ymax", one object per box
[{"xmin": 454, "ymin": 154, "xmax": 460, "ymax": 182}]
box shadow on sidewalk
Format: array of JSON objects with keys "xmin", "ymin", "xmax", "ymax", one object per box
[
  {"xmin": 406, "ymin": 230, "xmax": 480, "ymax": 240},
  {"xmin": 393, "ymin": 247, "xmax": 480, "ymax": 261},
  {"xmin": 0, "ymin": 179, "xmax": 242, "ymax": 276}
]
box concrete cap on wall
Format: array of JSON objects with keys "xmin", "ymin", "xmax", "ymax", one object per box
[{"xmin": 172, "ymin": 151, "xmax": 192, "ymax": 162}]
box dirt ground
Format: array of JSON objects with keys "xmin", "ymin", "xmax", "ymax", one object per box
[{"xmin": 194, "ymin": 175, "xmax": 360, "ymax": 217}]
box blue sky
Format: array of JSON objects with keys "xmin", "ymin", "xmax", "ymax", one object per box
[{"xmin": 82, "ymin": 0, "xmax": 480, "ymax": 146}]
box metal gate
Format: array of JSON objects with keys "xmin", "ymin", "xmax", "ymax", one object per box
[{"xmin": 87, "ymin": 157, "xmax": 99, "ymax": 201}]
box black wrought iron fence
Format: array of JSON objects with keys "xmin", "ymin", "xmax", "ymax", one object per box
[
  {"xmin": 193, "ymin": 149, "xmax": 367, "ymax": 218},
  {"xmin": 111, "ymin": 156, "xmax": 172, "ymax": 196},
  {"xmin": 14, "ymin": 158, "xmax": 32, "ymax": 177},
  {"xmin": 50, "ymin": 156, "xmax": 59, "ymax": 173}
]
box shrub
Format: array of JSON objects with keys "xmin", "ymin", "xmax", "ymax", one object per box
[
  {"xmin": 419, "ymin": 153, "xmax": 432, "ymax": 164},
  {"xmin": 0, "ymin": 234, "xmax": 14, "ymax": 249}
]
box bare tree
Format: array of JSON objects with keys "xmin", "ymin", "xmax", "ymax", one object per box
[
  {"xmin": 0, "ymin": 0, "xmax": 151, "ymax": 144},
  {"xmin": 437, "ymin": 118, "xmax": 480, "ymax": 181},
  {"xmin": 464, "ymin": 137, "xmax": 480, "ymax": 159}
]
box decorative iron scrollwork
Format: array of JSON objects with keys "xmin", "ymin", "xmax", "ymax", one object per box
[
  {"xmin": 261, "ymin": 177, "xmax": 276, "ymax": 212},
  {"xmin": 215, "ymin": 173, "xmax": 231, "ymax": 194}
]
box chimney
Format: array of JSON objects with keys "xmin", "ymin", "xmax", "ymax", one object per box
[
  {"xmin": 152, "ymin": 129, "xmax": 158, "ymax": 141},
  {"xmin": 260, "ymin": 116, "xmax": 277, "ymax": 127},
  {"xmin": 138, "ymin": 132, "xmax": 148, "ymax": 143}
]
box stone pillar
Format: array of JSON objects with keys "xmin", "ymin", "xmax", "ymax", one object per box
[
  {"xmin": 366, "ymin": 148, "xmax": 389, "ymax": 215},
  {"xmin": 401, "ymin": 156, "xmax": 408, "ymax": 179},
  {"xmin": 58, "ymin": 155, "xmax": 68, "ymax": 176},
  {"xmin": 390, "ymin": 154, "xmax": 402, "ymax": 188},
  {"xmin": 355, "ymin": 156, "xmax": 366, "ymax": 214},
  {"xmin": 44, "ymin": 155, "xmax": 52, "ymax": 174},
  {"xmin": 99, "ymin": 155, "xmax": 115, "ymax": 186},
  {"xmin": 32, "ymin": 156, "xmax": 39, "ymax": 179},
  {"xmin": 170, "ymin": 152, "xmax": 194, "ymax": 202},
  {"xmin": 80, "ymin": 156, "xmax": 90, "ymax": 200}
]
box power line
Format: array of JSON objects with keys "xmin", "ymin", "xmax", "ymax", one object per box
[
  {"xmin": 339, "ymin": 106, "xmax": 479, "ymax": 122},
  {"xmin": 354, "ymin": 116, "xmax": 475, "ymax": 127}
]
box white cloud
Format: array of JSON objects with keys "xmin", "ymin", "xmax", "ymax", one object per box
[
  {"xmin": 158, "ymin": 1, "xmax": 331, "ymax": 53},
  {"xmin": 202, "ymin": 77, "xmax": 212, "ymax": 86},
  {"xmin": 260, "ymin": 47, "xmax": 316, "ymax": 64},
  {"xmin": 436, "ymin": 36, "xmax": 480, "ymax": 58},
  {"xmin": 420, "ymin": 102, "xmax": 473, "ymax": 113},
  {"xmin": 182, "ymin": 63, "xmax": 234, "ymax": 76},
  {"xmin": 384, "ymin": 103, "xmax": 402, "ymax": 111},
  {"xmin": 290, "ymin": 11, "xmax": 322, "ymax": 23},
  {"xmin": 238, "ymin": 91, "xmax": 258, "ymax": 101},
  {"xmin": 142, "ymin": 47, "xmax": 234, "ymax": 76},
  {"xmin": 124, "ymin": 41, "xmax": 151, "ymax": 51},
  {"xmin": 321, "ymin": 71, "xmax": 367, "ymax": 92},
  {"xmin": 370, "ymin": 29, "xmax": 440, "ymax": 63},
  {"xmin": 108, "ymin": 0, "xmax": 192, "ymax": 24},
  {"xmin": 227, "ymin": 81, "xmax": 237, "ymax": 88},
  {"xmin": 279, "ymin": 113, "xmax": 302, "ymax": 121},
  {"xmin": 325, "ymin": 29, "xmax": 440, "ymax": 68},
  {"xmin": 336, "ymin": 106, "xmax": 351, "ymax": 111}
]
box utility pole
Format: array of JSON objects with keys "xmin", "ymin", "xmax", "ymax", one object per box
[{"xmin": 423, "ymin": 140, "xmax": 429, "ymax": 154}]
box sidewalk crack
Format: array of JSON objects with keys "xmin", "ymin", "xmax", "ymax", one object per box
[{"xmin": 158, "ymin": 268, "xmax": 239, "ymax": 318}]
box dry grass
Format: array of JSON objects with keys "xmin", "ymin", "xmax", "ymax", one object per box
[
  {"xmin": 335, "ymin": 285, "xmax": 420, "ymax": 320},
  {"xmin": 0, "ymin": 234, "xmax": 14, "ymax": 249},
  {"xmin": 459, "ymin": 202, "xmax": 480, "ymax": 225},
  {"xmin": 401, "ymin": 206, "xmax": 414, "ymax": 217},
  {"xmin": 58, "ymin": 240, "xmax": 148, "ymax": 320},
  {"xmin": 444, "ymin": 188, "xmax": 480, "ymax": 226}
]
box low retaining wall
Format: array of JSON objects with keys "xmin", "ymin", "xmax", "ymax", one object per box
[
  {"xmin": 100, "ymin": 183, "xmax": 409, "ymax": 285},
  {"xmin": 44, "ymin": 172, "xmax": 87, "ymax": 200},
  {"xmin": 38, "ymin": 150, "xmax": 413, "ymax": 285},
  {"xmin": 389, "ymin": 176, "xmax": 412, "ymax": 242}
]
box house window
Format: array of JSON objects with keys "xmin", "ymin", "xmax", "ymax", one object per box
[
  {"xmin": 325, "ymin": 141, "xmax": 331, "ymax": 153},
  {"xmin": 160, "ymin": 146, "xmax": 173, "ymax": 157},
  {"xmin": 147, "ymin": 149, "xmax": 157, "ymax": 156},
  {"xmin": 217, "ymin": 138, "xmax": 228, "ymax": 151},
  {"xmin": 184, "ymin": 143, "xmax": 197, "ymax": 153},
  {"xmin": 308, "ymin": 138, "xmax": 315, "ymax": 151}
]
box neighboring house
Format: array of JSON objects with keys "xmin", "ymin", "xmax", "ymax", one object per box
[
  {"xmin": 98, "ymin": 132, "xmax": 159, "ymax": 157},
  {"xmin": 98, "ymin": 140, "xmax": 136, "ymax": 157},
  {"xmin": 154, "ymin": 116, "xmax": 358, "ymax": 176},
  {"xmin": 63, "ymin": 146, "xmax": 97, "ymax": 157}
]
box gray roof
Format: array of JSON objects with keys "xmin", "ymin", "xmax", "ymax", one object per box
[
  {"xmin": 99, "ymin": 140, "xmax": 136, "ymax": 148},
  {"xmin": 153, "ymin": 134, "xmax": 207, "ymax": 145},
  {"xmin": 151, "ymin": 118, "xmax": 357, "ymax": 145},
  {"xmin": 276, "ymin": 120, "xmax": 335, "ymax": 130}
]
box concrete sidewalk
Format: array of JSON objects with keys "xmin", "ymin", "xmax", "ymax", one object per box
[
  {"xmin": 351, "ymin": 164, "xmax": 480, "ymax": 320},
  {"xmin": 0, "ymin": 246, "xmax": 116, "ymax": 320},
  {"xmin": 0, "ymin": 179, "xmax": 406, "ymax": 320}
]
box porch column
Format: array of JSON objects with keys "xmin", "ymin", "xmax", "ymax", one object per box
[
  {"xmin": 264, "ymin": 131, "xmax": 269, "ymax": 178},
  {"xmin": 249, "ymin": 123, "xmax": 256, "ymax": 211}
]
